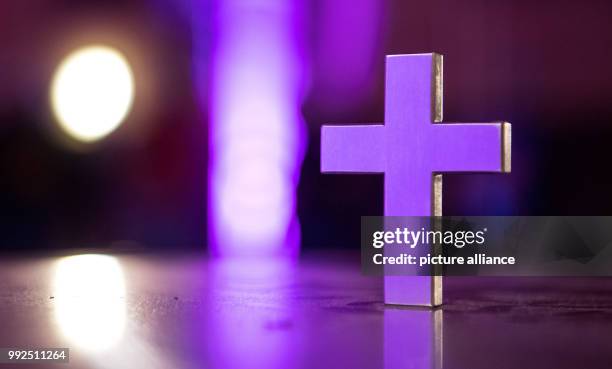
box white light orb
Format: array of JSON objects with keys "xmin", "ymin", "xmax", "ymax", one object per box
[{"xmin": 51, "ymin": 46, "xmax": 134, "ymax": 142}]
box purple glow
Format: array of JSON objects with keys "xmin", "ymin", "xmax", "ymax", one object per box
[
  {"xmin": 313, "ymin": 0, "xmax": 383, "ymax": 111},
  {"xmin": 206, "ymin": 259, "xmax": 297, "ymax": 369},
  {"xmin": 209, "ymin": 0, "xmax": 307, "ymax": 256}
]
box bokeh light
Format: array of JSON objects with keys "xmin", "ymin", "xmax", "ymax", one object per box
[
  {"xmin": 50, "ymin": 45, "xmax": 134, "ymax": 142},
  {"xmin": 208, "ymin": 0, "xmax": 306, "ymax": 256}
]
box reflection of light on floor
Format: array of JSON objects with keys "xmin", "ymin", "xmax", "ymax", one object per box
[
  {"xmin": 53, "ymin": 254, "xmax": 126, "ymax": 352},
  {"xmin": 206, "ymin": 258, "xmax": 297, "ymax": 369}
]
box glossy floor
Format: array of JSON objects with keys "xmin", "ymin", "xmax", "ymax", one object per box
[{"xmin": 0, "ymin": 252, "xmax": 611, "ymax": 369}]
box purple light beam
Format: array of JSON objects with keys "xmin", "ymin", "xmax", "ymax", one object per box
[
  {"xmin": 321, "ymin": 53, "xmax": 511, "ymax": 306},
  {"xmin": 208, "ymin": 0, "xmax": 307, "ymax": 256}
]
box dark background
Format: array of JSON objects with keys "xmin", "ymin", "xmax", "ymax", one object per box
[{"xmin": 1, "ymin": 0, "xmax": 611, "ymax": 250}]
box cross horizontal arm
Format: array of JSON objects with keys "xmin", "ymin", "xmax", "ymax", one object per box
[
  {"xmin": 321, "ymin": 125, "xmax": 386, "ymax": 173},
  {"xmin": 431, "ymin": 122, "xmax": 511, "ymax": 173}
]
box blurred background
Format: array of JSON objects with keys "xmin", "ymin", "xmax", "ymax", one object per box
[{"xmin": 1, "ymin": 0, "xmax": 611, "ymax": 252}]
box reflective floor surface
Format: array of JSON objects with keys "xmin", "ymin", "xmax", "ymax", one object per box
[{"xmin": 0, "ymin": 251, "xmax": 611, "ymax": 369}]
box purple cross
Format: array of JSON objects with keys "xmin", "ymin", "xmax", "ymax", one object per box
[{"xmin": 321, "ymin": 53, "xmax": 511, "ymax": 306}]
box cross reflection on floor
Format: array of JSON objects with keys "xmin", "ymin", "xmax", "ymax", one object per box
[{"xmin": 0, "ymin": 252, "xmax": 611, "ymax": 369}]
